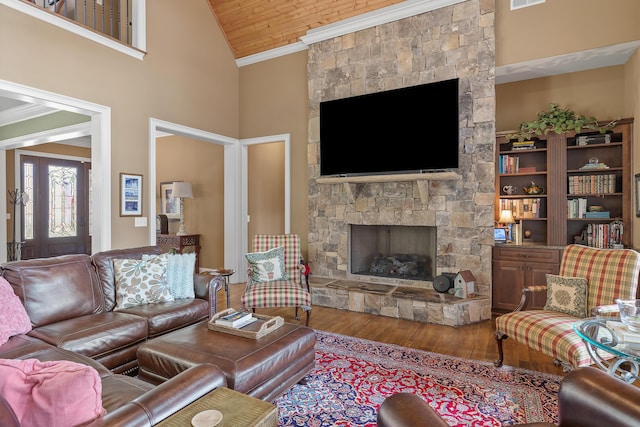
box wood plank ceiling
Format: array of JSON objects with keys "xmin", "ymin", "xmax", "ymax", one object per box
[{"xmin": 209, "ymin": 0, "xmax": 404, "ymax": 59}]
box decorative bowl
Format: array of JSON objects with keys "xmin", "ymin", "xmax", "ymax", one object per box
[{"xmin": 616, "ymin": 299, "xmax": 640, "ymax": 332}]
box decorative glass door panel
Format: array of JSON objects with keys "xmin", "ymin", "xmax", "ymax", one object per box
[{"xmin": 48, "ymin": 165, "xmax": 78, "ymax": 238}]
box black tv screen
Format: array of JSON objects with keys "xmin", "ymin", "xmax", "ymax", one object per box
[{"xmin": 319, "ymin": 78, "xmax": 459, "ymax": 176}]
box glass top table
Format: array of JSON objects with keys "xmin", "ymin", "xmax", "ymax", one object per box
[{"xmin": 574, "ymin": 317, "xmax": 640, "ymax": 383}]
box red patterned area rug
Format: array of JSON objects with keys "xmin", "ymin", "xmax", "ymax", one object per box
[{"xmin": 275, "ymin": 331, "xmax": 560, "ymax": 427}]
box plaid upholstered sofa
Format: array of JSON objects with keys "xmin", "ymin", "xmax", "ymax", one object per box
[{"xmin": 494, "ymin": 244, "xmax": 640, "ymax": 371}]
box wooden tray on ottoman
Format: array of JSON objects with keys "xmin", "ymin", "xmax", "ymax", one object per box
[{"xmin": 208, "ymin": 308, "xmax": 284, "ymax": 339}]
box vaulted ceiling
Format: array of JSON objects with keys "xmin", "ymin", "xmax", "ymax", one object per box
[{"xmin": 209, "ymin": 0, "xmax": 404, "ymax": 59}]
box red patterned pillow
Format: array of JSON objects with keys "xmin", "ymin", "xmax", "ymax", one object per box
[{"xmin": 0, "ymin": 276, "xmax": 31, "ymax": 345}]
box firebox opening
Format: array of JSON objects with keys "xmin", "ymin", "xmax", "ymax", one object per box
[{"xmin": 349, "ymin": 225, "xmax": 436, "ymax": 282}]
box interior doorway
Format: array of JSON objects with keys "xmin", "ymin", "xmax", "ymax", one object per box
[{"xmin": 0, "ymin": 79, "xmax": 111, "ymax": 263}]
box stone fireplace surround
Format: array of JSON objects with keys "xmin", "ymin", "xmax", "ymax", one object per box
[{"xmin": 306, "ymin": 0, "xmax": 495, "ymax": 326}]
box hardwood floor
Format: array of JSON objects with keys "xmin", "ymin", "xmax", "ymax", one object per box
[{"xmin": 219, "ymin": 282, "xmax": 566, "ymax": 377}]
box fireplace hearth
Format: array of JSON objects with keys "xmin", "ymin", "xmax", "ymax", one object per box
[{"xmin": 350, "ymin": 225, "xmax": 436, "ymax": 283}]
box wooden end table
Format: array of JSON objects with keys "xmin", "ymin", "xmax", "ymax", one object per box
[
  {"xmin": 207, "ymin": 269, "xmax": 235, "ymax": 308},
  {"xmin": 157, "ymin": 387, "xmax": 277, "ymax": 427}
]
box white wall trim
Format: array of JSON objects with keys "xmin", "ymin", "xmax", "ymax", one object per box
[
  {"xmin": 148, "ymin": 118, "xmax": 241, "ymax": 274},
  {"xmin": 239, "ymin": 134, "xmax": 291, "ymax": 282},
  {"xmin": 0, "ymin": 79, "xmax": 111, "ymax": 262},
  {"xmin": 0, "ymin": 0, "xmax": 146, "ymax": 60},
  {"xmin": 0, "ymin": 122, "xmax": 91, "ymax": 150}
]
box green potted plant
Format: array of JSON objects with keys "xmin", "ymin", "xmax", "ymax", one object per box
[{"xmin": 507, "ymin": 103, "xmax": 618, "ymax": 142}]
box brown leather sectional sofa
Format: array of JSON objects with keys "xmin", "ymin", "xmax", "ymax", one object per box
[{"xmin": 0, "ymin": 246, "xmax": 228, "ymax": 426}]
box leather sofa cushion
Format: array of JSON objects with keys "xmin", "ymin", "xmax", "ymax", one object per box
[
  {"xmin": 28, "ymin": 312, "xmax": 148, "ymax": 360},
  {"xmin": 0, "ymin": 335, "xmax": 54, "ymax": 360},
  {"xmin": 3, "ymin": 254, "xmax": 103, "ymax": 327},
  {"xmin": 117, "ymin": 299, "xmax": 209, "ymax": 338}
]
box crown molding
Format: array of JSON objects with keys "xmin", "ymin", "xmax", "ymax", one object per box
[{"xmin": 300, "ymin": 0, "xmax": 466, "ymax": 46}]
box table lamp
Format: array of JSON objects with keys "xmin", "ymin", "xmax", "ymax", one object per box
[
  {"xmin": 171, "ymin": 181, "xmax": 193, "ymax": 236},
  {"xmin": 498, "ymin": 209, "xmax": 515, "ymax": 243}
]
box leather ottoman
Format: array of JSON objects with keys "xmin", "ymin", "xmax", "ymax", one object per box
[{"xmin": 136, "ymin": 320, "xmax": 316, "ymax": 401}]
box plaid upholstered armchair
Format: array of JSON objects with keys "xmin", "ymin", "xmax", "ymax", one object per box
[
  {"xmin": 495, "ymin": 244, "xmax": 640, "ymax": 371},
  {"xmin": 241, "ymin": 234, "xmax": 312, "ymax": 326}
]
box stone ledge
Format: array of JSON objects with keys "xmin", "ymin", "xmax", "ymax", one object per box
[{"xmin": 310, "ymin": 277, "xmax": 491, "ymax": 327}]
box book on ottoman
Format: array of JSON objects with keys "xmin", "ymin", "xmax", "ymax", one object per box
[{"xmin": 214, "ymin": 311, "xmax": 255, "ymax": 328}]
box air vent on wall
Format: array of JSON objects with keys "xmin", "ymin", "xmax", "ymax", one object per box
[{"xmin": 510, "ymin": 0, "xmax": 545, "ymax": 10}]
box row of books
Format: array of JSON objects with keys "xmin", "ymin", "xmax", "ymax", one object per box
[
  {"xmin": 567, "ymin": 199, "xmax": 611, "ymax": 219},
  {"xmin": 579, "ymin": 222, "xmax": 623, "ymax": 248},
  {"xmin": 568, "ymin": 174, "xmax": 617, "ymax": 195},
  {"xmin": 498, "ymin": 198, "xmax": 543, "ymax": 219},
  {"xmin": 214, "ymin": 310, "xmax": 257, "ymax": 328}
]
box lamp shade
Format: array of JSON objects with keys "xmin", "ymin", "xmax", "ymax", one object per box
[
  {"xmin": 171, "ymin": 182, "xmax": 193, "ymax": 199},
  {"xmin": 498, "ymin": 209, "xmax": 515, "ymax": 224}
]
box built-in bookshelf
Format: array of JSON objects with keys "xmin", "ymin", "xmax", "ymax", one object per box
[{"xmin": 495, "ymin": 118, "xmax": 633, "ymax": 248}]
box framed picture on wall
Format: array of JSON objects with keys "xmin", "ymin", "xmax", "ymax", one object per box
[
  {"xmin": 160, "ymin": 181, "xmax": 180, "ymax": 220},
  {"xmin": 120, "ymin": 173, "xmax": 143, "ymax": 217}
]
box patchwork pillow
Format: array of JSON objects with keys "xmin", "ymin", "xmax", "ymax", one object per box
[
  {"xmin": 246, "ymin": 246, "xmax": 288, "ymax": 283},
  {"xmin": 144, "ymin": 253, "xmax": 196, "ymax": 299},
  {"xmin": 113, "ymin": 256, "xmax": 174, "ymax": 309},
  {"xmin": 0, "ymin": 358, "xmax": 105, "ymax": 427},
  {"xmin": 0, "ymin": 276, "xmax": 32, "ymax": 346},
  {"xmin": 544, "ymin": 274, "xmax": 588, "ymax": 318}
]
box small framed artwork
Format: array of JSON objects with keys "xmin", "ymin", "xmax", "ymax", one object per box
[
  {"xmin": 160, "ymin": 181, "xmax": 180, "ymax": 220},
  {"xmin": 635, "ymin": 173, "xmax": 640, "ymax": 217},
  {"xmin": 120, "ymin": 173, "xmax": 143, "ymax": 217}
]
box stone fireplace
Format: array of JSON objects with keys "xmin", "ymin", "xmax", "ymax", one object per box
[
  {"xmin": 306, "ymin": 0, "xmax": 495, "ymax": 325},
  {"xmin": 350, "ymin": 225, "xmax": 436, "ymax": 282}
]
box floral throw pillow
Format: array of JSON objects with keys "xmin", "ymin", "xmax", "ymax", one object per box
[
  {"xmin": 245, "ymin": 246, "xmax": 288, "ymax": 283},
  {"xmin": 113, "ymin": 257, "xmax": 174, "ymax": 309},
  {"xmin": 544, "ymin": 274, "xmax": 588, "ymax": 318}
]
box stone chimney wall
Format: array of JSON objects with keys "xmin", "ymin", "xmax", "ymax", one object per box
[{"xmin": 307, "ymin": 0, "xmax": 496, "ymax": 298}]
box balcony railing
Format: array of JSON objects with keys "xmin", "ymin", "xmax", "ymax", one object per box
[{"xmin": 29, "ymin": 0, "xmax": 133, "ymax": 46}]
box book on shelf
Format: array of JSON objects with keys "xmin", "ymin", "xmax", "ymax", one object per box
[
  {"xmin": 214, "ymin": 311, "xmax": 256, "ymax": 328},
  {"xmin": 584, "ymin": 211, "xmax": 610, "ymax": 219}
]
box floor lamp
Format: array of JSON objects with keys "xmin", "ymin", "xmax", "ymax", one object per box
[{"xmin": 171, "ymin": 182, "xmax": 193, "ymax": 236}]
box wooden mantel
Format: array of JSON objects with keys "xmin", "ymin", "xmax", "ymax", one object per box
[{"xmin": 316, "ymin": 172, "xmax": 461, "ymax": 204}]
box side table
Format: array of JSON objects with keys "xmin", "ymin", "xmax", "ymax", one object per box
[
  {"xmin": 207, "ymin": 269, "xmax": 235, "ymax": 308},
  {"xmin": 156, "ymin": 233, "xmax": 200, "ymax": 272},
  {"xmin": 574, "ymin": 317, "xmax": 640, "ymax": 383},
  {"xmin": 156, "ymin": 387, "xmax": 277, "ymax": 427}
]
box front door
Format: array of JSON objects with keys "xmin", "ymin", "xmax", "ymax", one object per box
[{"xmin": 19, "ymin": 155, "xmax": 91, "ymax": 259}]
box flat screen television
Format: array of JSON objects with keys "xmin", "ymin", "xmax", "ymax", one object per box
[{"xmin": 319, "ymin": 78, "xmax": 459, "ymax": 177}]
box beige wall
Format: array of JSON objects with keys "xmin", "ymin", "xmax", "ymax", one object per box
[
  {"xmin": 247, "ymin": 141, "xmax": 285, "ymax": 244},
  {"xmin": 239, "ymin": 51, "xmax": 310, "ymax": 257},
  {"xmin": 495, "ymin": 0, "xmax": 640, "ymax": 66},
  {"xmin": 156, "ymin": 136, "xmax": 224, "ymax": 270},
  {"xmin": 0, "ymin": 0, "xmax": 239, "ymax": 250}
]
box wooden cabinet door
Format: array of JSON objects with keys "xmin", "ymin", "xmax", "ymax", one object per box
[
  {"xmin": 524, "ymin": 261, "xmax": 560, "ymax": 310},
  {"xmin": 492, "ymin": 259, "xmax": 525, "ymax": 312}
]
